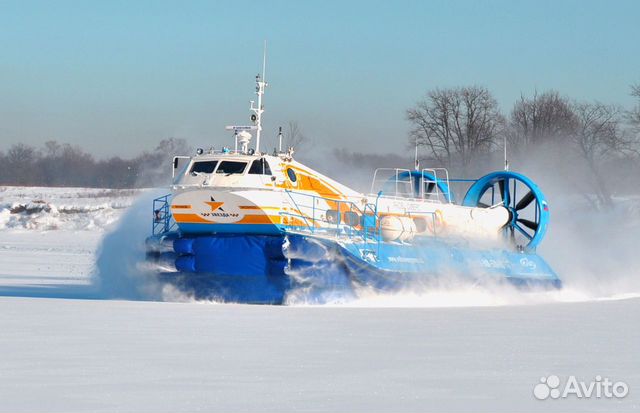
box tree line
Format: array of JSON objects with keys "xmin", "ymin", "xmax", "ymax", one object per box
[
  {"xmin": 407, "ymin": 85, "xmax": 640, "ymax": 207},
  {"xmin": 0, "ymin": 121, "xmax": 312, "ymax": 189},
  {"xmin": 0, "ymin": 138, "xmax": 191, "ymax": 188},
  {"xmin": 1, "ymin": 85, "xmax": 639, "ymax": 205}
]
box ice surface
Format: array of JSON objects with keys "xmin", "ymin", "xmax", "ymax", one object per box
[
  {"xmin": 0, "ymin": 186, "xmax": 638, "ymax": 412},
  {"xmin": 0, "ymin": 186, "xmax": 138, "ymax": 231},
  {"xmin": 0, "ymin": 297, "xmax": 638, "ymax": 413}
]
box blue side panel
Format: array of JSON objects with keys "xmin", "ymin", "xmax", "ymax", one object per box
[
  {"xmin": 285, "ymin": 235, "xmax": 355, "ymax": 303},
  {"xmin": 170, "ymin": 234, "xmax": 290, "ymax": 304},
  {"xmin": 191, "ymin": 236, "xmax": 268, "ymax": 276},
  {"xmin": 175, "ymin": 255, "xmax": 196, "ymax": 272},
  {"xmin": 177, "ymin": 223, "xmax": 284, "ymax": 235},
  {"xmin": 267, "ymin": 258, "xmax": 288, "ymax": 276},
  {"xmin": 337, "ymin": 237, "xmax": 560, "ymax": 290},
  {"xmin": 173, "ymin": 238, "xmax": 194, "ymax": 255},
  {"xmin": 153, "ymin": 232, "xmax": 560, "ymax": 304},
  {"xmin": 285, "ymin": 234, "xmax": 336, "ymax": 261}
]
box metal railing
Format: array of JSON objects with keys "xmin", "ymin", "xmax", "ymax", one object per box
[
  {"xmin": 370, "ymin": 168, "xmax": 415, "ymax": 198},
  {"xmin": 369, "ymin": 167, "xmax": 453, "ymax": 203},
  {"xmin": 280, "ymin": 190, "xmax": 383, "ymax": 251},
  {"xmin": 152, "ymin": 194, "xmax": 176, "ymax": 236},
  {"xmin": 280, "ymin": 190, "xmax": 444, "ymax": 261},
  {"xmin": 150, "ymin": 188, "xmax": 444, "ymax": 258},
  {"xmin": 421, "ymin": 168, "xmax": 452, "ymax": 203}
]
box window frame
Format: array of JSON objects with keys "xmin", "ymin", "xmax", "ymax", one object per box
[
  {"xmin": 215, "ymin": 160, "xmax": 249, "ymax": 175},
  {"xmin": 189, "ymin": 160, "xmax": 219, "ymax": 174},
  {"xmin": 248, "ymin": 158, "xmax": 273, "ymax": 175},
  {"xmin": 286, "ymin": 168, "xmax": 298, "ymax": 183}
]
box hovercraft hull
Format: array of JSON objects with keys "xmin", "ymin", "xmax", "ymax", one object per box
[{"xmin": 146, "ymin": 231, "xmax": 560, "ymax": 304}]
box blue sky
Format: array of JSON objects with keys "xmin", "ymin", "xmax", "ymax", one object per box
[{"xmin": 1, "ymin": 0, "xmax": 638, "ymax": 157}]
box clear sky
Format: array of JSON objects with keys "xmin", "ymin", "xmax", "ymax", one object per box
[{"xmin": 1, "ymin": 0, "xmax": 639, "ymax": 157}]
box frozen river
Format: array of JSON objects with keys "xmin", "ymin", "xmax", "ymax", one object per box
[{"xmin": 0, "ymin": 186, "xmax": 638, "ymax": 412}]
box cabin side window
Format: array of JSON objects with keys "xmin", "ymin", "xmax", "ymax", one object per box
[
  {"xmin": 216, "ymin": 161, "xmax": 248, "ymax": 175},
  {"xmin": 248, "ymin": 158, "xmax": 272, "ymax": 175},
  {"xmin": 190, "ymin": 161, "xmax": 218, "ymax": 174}
]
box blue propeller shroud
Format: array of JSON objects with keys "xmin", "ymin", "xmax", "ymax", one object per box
[{"xmin": 462, "ymin": 171, "xmax": 549, "ymax": 252}]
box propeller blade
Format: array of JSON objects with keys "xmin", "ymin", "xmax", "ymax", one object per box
[
  {"xmin": 516, "ymin": 190, "xmax": 535, "ymax": 211},
  {"xmin": 498, "ymin": 179, "xmax": 510, "ymax": 207},
  {"xmin": 518, "ymin": 218, "xmax": 538, "ymax": 231}
]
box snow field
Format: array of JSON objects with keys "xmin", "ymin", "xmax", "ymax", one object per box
[{"xmin": 0, "ymin": 186, "xmax": 638, "ymax": 412}]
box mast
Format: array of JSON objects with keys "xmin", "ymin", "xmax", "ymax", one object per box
[{"xmin": 250, "ymin": 41, "xmax": 268, "ymax": 153}]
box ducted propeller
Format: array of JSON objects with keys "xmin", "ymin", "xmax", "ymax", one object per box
[{"xmin": 462, "ymin": 171, "xmax": 549, "ymax": 252}]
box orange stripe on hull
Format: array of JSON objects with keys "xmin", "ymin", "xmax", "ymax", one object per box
[
  {"xmin": 239, "ymin": 215, "xmax": 281, "ymax": 224},
  {"xmin": 239, "ymin": 205, "xmax": 281, "ymax": 211},
  {"xmin": 172, "ymin": 213, "xmax": 211, "ymax": 223},
  {"xmin": 173, "ymin": 213, "xmax": 282, "ymax": 225},
  {"xmin": 282, "ymin": 217, "xmax": 307, "ymax": 227}
]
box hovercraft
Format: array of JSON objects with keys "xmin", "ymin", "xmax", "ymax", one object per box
[{"xmin": 145, "ymin": 61, "xmax": 560, "ymax": 304}]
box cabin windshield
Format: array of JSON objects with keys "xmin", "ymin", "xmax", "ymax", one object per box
[
  {"xmin": 216, "ymin": 161, "xmax": 248, "ymax": 175},
  {"xmin": 190, "ymin": 160, "xmax": 218, "ymax": 174}
]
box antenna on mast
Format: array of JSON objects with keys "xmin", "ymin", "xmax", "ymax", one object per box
[
  {"xmin": 414, "ymin": 138, "xmax": 420, "ymax": 171},
  {"xmin": 503, "ymin": 134, "xmax": 509, "ymax": 171},
  {"xmin": 262, "ymin": 40, "xmax": 267, "ymax": 86},
  {"xmin": 250, "ymin": 41, "xmax": 268, "ymax": 154}
]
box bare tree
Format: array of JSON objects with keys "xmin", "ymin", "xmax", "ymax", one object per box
[
  {"xmin": 134, "ymin": 137, "xmax": 192, "ymax": 187},
  {"xmin": 572, "ymin": 102, "xmax": 629, "ymax": 207},
  {"xmin": 508, "ymin": 90, "xmax": 577, "ymax": 149},
  {"xmin": 36, "ymin": 141, "xmax": 95, "ymax": 186},
  {"xmin": 407, "ymin": 86, "xmax": 504, "ymax": 169},
  {"xmin": 4, "ymin": 144, "xmax": 40, "ymax": 185},
  {"xmin": 0, "ymin": 138, "xmax": 192, "ymax": 188},
  {"xmin": 44, "ymin": 140, "xmax": 62, "ymax": 158},
  {"xmin": 285, "ymin": 121, "xmax": 307, "ymax": 151},
  {"xmin": 628, "ymin": 84, "xmax": 640, "ymax": 137}
]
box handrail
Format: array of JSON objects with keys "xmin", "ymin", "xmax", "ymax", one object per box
[
  {"xmin": 280, "ymin": 190, "xmax": 444, "ymax": 261},
  {"xmin": 283, "ymin": 190, "xmax": 313, "ymax": 230},
  {"xmin": 370, "ymin": 167, "xmax": 458, "ymax": 203},
  {"xmin": 281, "ymin": 190, "xmax": 381, "ymax": 244},
  {"xmin": 152, "ymin": 194, "xmax": 176, "ymax": 236},
  {"xmin": 421, "ymin": 167, "xmax": 452, "ymax": 203},
  {"xmin": 370, "ymin": 168, "xmax": 414, "ymax": 197}
]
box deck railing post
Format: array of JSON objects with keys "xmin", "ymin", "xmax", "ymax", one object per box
[
  {"xmin": 336, "ymin": 201, "xmax": 340, "ymax": 236},
  {"xmin": 312, "ymin": 197, "xmax": 315, "ymax": 234}
]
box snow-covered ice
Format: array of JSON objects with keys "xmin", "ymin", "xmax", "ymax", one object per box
[
  {"xmin": 0, "ymin": 186, "xmax": 638, "ymax": 412},
  {"xmin": 0, "ymin": 186, "xmax": 138, "ymax": 232},
  {"xmin": 1, "ymin": 297, "xmax": 638, "ymax": 413}
]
